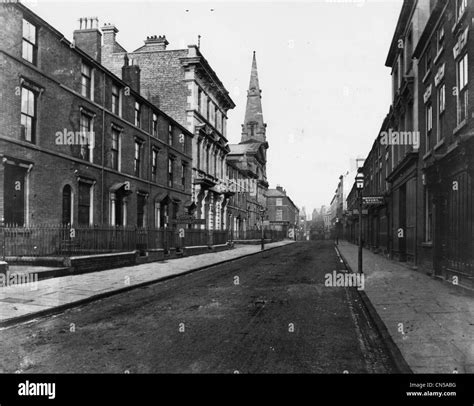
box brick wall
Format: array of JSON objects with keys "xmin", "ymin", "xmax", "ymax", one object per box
[
  {"xmin": 101, "ymin": 47, "xmax": 189, "ymax": 127},
  {"xmin": 0, "ymin": 3, "xmax": 193, "ymax": 227}
]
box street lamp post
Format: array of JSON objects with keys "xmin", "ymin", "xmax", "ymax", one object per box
[
  {"xmin": 260, "ymin": 208, "xmax": 266, "ymax": 251},
  {"xmin": 355, "ymin": 169, "xmax": 364, "ymax": 274},
  {"xmin": 1, "ymin": 218, "xmax": 5, "ymax": 261}
]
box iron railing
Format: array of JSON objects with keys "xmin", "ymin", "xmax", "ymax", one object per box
[{"xmin": 0, "ymin": 224, "xmax": 287, "ymax": 258}]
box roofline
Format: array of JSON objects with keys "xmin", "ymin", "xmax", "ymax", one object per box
[
  {"xmin": 267, "ymin": 189, "xmax": 299, "ymax": 211},
  {"xmin": 385, "ymin": 1, "xmax": 416, "ymax": 67},
  {"xmin": 180, "ymin": 46, "xmax": 236, "ymax": 110},
  {"xmin": 413, "ymin": 1, "xmax": 446, "ymax": 59},
  {"xmin": 129, "ymin": 45, "xmax": 235, "ymax": 109},
  {"xmin": 14, "ymin": 3, "xmax": 193, "ymax": 137}
]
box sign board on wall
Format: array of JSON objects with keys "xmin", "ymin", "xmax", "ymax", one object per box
[{"xmin": 362, "ymin": 196, "xmax": 384, "ymax": 206}]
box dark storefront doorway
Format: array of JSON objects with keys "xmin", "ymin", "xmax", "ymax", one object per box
[{"xmin": 4, "ymin": 164, "xmax": 27, "ymax": 226}]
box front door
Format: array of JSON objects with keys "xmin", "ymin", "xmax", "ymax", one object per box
[{"xmin": 4, "ymin": 164, "xmax": 27, "ymax": 226}]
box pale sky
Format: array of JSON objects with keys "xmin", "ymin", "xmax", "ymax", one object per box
[{"xmin": 25, "ymin": 0, "xmax": 402, "ymax": 216}]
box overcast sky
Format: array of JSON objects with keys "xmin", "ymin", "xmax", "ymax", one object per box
[{"xmin": 26, "ymin": 0, "xmax": 402, "ymax": 217}]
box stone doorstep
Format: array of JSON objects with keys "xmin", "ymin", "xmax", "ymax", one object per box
[
  {"xmin": 68, "ymin": 251, "xmax": 137, "ymax": 261},
  {"xmin": 4, "ymin": 256, "xmax": 67, "ymax": 267},
  {"xmin": 233, "ymin": 239, "xmax": 273, "ymax": 244},
  {"xmin": 0, "ymin": 266, "xmax": 72, "ymax": 282}
]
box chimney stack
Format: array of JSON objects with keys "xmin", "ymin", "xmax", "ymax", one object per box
[
  {"xmin": 73, "ymin": 17, "xmax": 102, "ymax": 62},
  {"xmin": 122, "ymin": 56, "xmax": 141, "ymax": 93},
  {"xmin": 142, "ymin": 35, "xmax": 169, "ymax": 51},
  {"xmin": 101, "ymin": 23, "xmax": 119, "ymax": 47}
]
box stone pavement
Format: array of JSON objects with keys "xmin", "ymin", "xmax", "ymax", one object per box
[
  {"xmin": 0, "ymin": 240, "xmax": 294, "ymax": 326},
  {"xmin": 337, "ymin": 240, "xmax": 474, "ymax": 373}
]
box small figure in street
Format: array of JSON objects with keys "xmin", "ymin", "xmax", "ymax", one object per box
[{"xmin": 334, "ymin": 219, "xmax": 341, "ymax": 245}]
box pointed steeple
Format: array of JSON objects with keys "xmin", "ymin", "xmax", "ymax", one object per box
[{"xmin": 241, "ymin": 51, "xmax": 266, "ymax": 144}]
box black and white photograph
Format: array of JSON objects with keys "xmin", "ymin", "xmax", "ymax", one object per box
[{"xmin": 0, "ymin": 0, "xmax": 473, "ymax": 402}]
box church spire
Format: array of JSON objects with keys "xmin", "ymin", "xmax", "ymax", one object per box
[{"xmin": 241, "ymin": 51, "xmax": 266, "ymax": 144}]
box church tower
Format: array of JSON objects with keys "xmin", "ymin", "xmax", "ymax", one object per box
[
  {"xmin": 227, "ymin": 51, "xmax": 269, "ymax": 227},
  {"xmin": 241, "ymin": 51, "xmax": 267, "ymax": 145}
]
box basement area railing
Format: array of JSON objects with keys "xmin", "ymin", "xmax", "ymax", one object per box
[{"xmin": 0, "ymin": 224, "xmax": 288, "ymax": 257}]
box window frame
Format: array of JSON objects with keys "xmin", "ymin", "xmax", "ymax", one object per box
[
  {"xmin": 181, "ymin": 162, "xmax": 187, "ymax": 188},
  {"xmin": 152, "ymin": 148, "xmax": 159, "ymax": 182},
  {"xmin": 436, "ymin": 25, "xmax": 444, "ymax": 54},
  {"xmin": 81, "ymin": 62, "xmax": 93, "ymax": 99},
  {"xmin": 152, "ymin": 113, "xmax": 158, "ymax": 137},
  {"xmin": 425, "ymin": 102, "xmax": 433, "ymax": 153},
  {"xmin": 205, "ymin": 145, "xmax": 210, "ymax": 173},
  {"xmin": 213, "ymin": 150, "xmax": 218, "ymax": 177},
  {"xmin": 457, "ymin": 53, "xmax": 468, "ymax": 124},
  {"xmin": 197, "ymin": 88, "xmax": 202, "ymax": 113},
  {"xmin": 437, "ymin": 84, "xmax": 445, "ymax": 143},
  {"xmin": 168, "ymin": 155, "xmax": 175, "ymax": 188},
  {"xmin": 22, "ymin": 18, "xmax": 37, "ymax": 65},
  {"xmin": 135, "ymin": 101, "xmax": 141, "ymax": 128},
  {"xmin": 168, "ymin": 124, "xmax": 173, "ymax": 146},
  {"xmin": 110, "ymin": 127, "xmax": 121, "ymax": 171},
  {"xmin": 425, "ymin": 46, "xmax": 432, "ymax": 76},
  {"xmin": 134, "ymin": 139, "xmax": 143, "ymax": 177},
  {"xmin": 405, "ymin": 28, "xmax": 413, "ymax": 73},
  {"xmin": 111, "ymin": 83, "xmax": 121, "ymax": 116},
  {"xmin": 79, "ymin": 111, "xmax": 94, "ymax": 163},
  {"xmin": 20, "ymin": 85, "xmax": 37, "ymax": 143},
  {"xmin": 457, "ymin": 0, "xmax": 467, "ymax": 20}
]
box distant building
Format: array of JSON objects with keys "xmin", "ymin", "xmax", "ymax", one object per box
[
  {"xmin": 328, "ymin": 175, "xmax": 346, "ymax": 239},
  {"xmin": 266, "ymin": 186, "xmax": 299, "ymax": 233},
  {"xmin": 308, "ymin": 207, "xmax": 325, "ymax": 240},
  {"xmin": 224, "ymin": 161, "xmax": 249, "ymax": 239},
  {"xmin": 298, "ymin": 206, "xmax": 308, "ymax": 240},
  {"xmin": 323, "ymin": 210, "xmax": 332, "ymax": 233}
]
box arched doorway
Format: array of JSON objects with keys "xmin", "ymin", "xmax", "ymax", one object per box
[
  {"xmin": 114, "ymin": 187, "xmax": 128, "ymax": 226},
  {"xmin": 110, "ymin": 183, "xmax": 131, "ymax": 227},
  {"xmin": 160, "ymin": 196, "xmax": 171, "ymax": 228}
]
